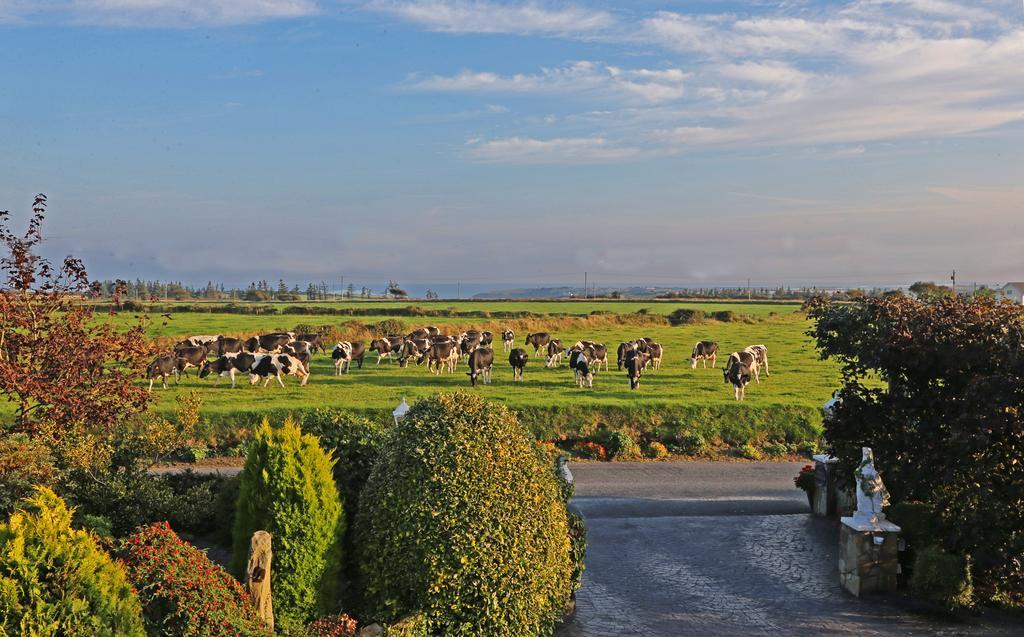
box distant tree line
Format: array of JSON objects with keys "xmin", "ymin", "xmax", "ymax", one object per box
[{"xmin": 90, "ymin": 278, "xmax": 393, "ymax": 302}]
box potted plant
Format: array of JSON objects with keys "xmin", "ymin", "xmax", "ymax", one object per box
[{"xmin": 794, "ymin": 464, "xmax": 816, "ymax": 510}]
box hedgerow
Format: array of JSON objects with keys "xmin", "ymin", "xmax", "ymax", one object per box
[
  {"xmin": 232, "ymin": 419, "xmax": 345, "ymax": 626},
  {"xmin": 355, "ymin": 392, "xmax": 572, "ymax": 635},
  {"xmin": 0, "ymin": 487, "xmax": 145, "ymax": 636},
  {"xmin": 119, "ymin": 522, "xmax": 270, "ymax": 636}
]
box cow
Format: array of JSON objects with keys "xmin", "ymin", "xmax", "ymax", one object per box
[
  {"xmin": 459, "ymin": 331, "xmax": 483, "ymax": 357},
  {"xmin": 501, "ymin": 329, "xmax": 515, "ymax": 352},
  {"xmin": 294, "ymin": 333, "xmax": 326, "ymax": 354},
  {"xmin": 406, "ymin": 327, "xmax": 431, "ymax": 341},
  {"xmin": 244, "ymin": 333, "xmax": 291, "ymax": 354},
  {"xmin": 427, "ymin": 341, "xmax": 459, "ymax": 375},
  {"xmin": 282, "ymin": 341, "xmax": 311, "ymax": 356},
  {"xmin": 616, "ymin": 341, "xmax": 635, "ymax": 371},
  {"xmin": 724, "ymin": 351, "xmax": 760, "ymax": 385},
  {"xmin": 590, "ymin": 343, "xmax": 609, "ymax": 372},
  {"xmin": 184, "ymin": 334, "xmax": 219, "ymax": 348},
  {"xmin": 370, "ymin": 337, "xmax": 403, "ymax": 365},
  {"xmin": 199, "ymin": 352, "xmax": 257, "ymax": 388},
  {"xmin": 525, "ymin": 332, "xmax": 551, "ymax": 355},
  {"xmin": 725, "ymin": 359, "xmax": 754, "ymax": 400},
  {"xmin": 646, "ymin": 342, "xmax": 664, "ymax": 370},
  {"xmin": 146, "ymin": 354, "xmax": 180, "ymax": 391},
  {"xmin": 248, "ymin": 353, "xmax": 310, "ymax": 387},
  {"xmin": 480, "ymin": 331, "xmax": 494, "ymax": 347},
  {"xmin": 467, "ymin": 347, "xmax": 494, "ymax": 386},
  {"xmin": 509, "ymin": 348, "xmax": 528, "ymax": 381},
  {"xmin": 744, "ymin": 344, "xmax": 770, "ymax": 377},
  {"xmin": 624, "ymin": 349, "xmax": 651, "ymax": 390},
  {"xmin": 690, "ymin": 341, "xmax": 719, "ymax": 369},
  {"xmin": 214, "ymin": 336, "xmax": 245, "ymax": 357},
  {"xmin": 332, "ymin": 342, "xmax": 353, "ymax": 375},
  {"xmin": 569, "ymin": 348, "xmax": 593, "ymax": 388},
  {"xmin": 546, "ymin": 339, "xmax": 566, "ymax": 367},
  {"xmin": 633, "ymin": 337, "xmax": 656, "ymax": 354},
  {"xmin": 175, "ymin": 345, "xmax": 210, "ymax": 378},
  {"xmin": 399, "ymin": 338, "xmax": 431, "ymax": 368}
]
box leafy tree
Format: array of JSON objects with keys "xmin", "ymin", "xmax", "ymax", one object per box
[{"xmin": 908, "ymin": 281, "xmax": 954, "ymax": 302}]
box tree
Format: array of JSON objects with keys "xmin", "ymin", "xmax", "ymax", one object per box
[
  {"xmin": 345, "ymin": 283, "xmax": 354, "ymax": 299},
  {"xmin": 0, "ymin": 195, "xmax": 151, "ymax": 470},
  {"xmin": 908, "ymin": 281, "xmax": 954, "ymax": 302}
]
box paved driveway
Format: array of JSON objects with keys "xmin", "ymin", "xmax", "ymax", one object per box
[{"xmin": 559, "ymin": 462, "xmax": 1018, "ymax": 637}]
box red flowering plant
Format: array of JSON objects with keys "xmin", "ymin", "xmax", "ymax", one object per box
[
  {"xmin": 572, "ymin": 440, "xmax": 607, "ymax": 461},
  {"xmin": 306, "ymin": 613, "xmax": 358, "ymax": 636},
  {"xmin": 118, "ymin": 522, "xmax": 270, "ymax": 637},
  {"xmin": 794, "ymin": 464, "xmax": 816, "ymax": 493}
]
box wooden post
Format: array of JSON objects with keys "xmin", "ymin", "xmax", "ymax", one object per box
[{"xmin": 246, "ymin": 530, "xmax": 274, "ymax": 630}]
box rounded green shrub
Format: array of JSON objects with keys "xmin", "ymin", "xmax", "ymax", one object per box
[
  {"xmin": 355, "ymin": 392, "xmax": 572, "ymax": 635},
  {"xmin": 0, "ymin": 487, "xmax": 145, "ymax": 636},
  {"xmin": 604, "ymin": 431, "xmax": 641, "ymax": 460},
  {"xmin": 910, "ymin": 546, "xmax": 974, "ymax": 610},
  {"xmin": 120, "ymin": 522, "xmax": 270, "ymax": 636},
  {"xmin": 232, "ymin": 418, "xmax": 345, "ymax": 626},
  {"xmin": 738, "ymin": 444, "xmax": 763, "ymax": 460},
  {"xmin": 670, "ymin": 431, "xmax": 707, "ymax": 456},
  {"xmin": 644, "ymin": 441, "xmax": 670, "ymax": 459},
  {"xmin": 566, "ymin": 508, "xmax": 587, "ymax": 596}
]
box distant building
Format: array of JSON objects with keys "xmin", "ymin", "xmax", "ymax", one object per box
[{"xmin": 1002, "ymin": 283, "xmax": 1024, "ymax": 304}]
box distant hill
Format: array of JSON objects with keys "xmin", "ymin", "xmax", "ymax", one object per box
[{"xmin": 472, "ymin": 286, "xmax": 680, "ymax": 299}]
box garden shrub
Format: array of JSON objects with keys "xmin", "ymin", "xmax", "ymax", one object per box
[
  {"xmin": 763, "ymin": 441, "xmax": 790, "ymax": 457},
  {"xmin": 603, "ymin": 431, "xmax": 641, "ymax": 460},
  {"xmin": 300, "ymin": 409, "xmax": 389, "ymax": 515},
  {"xmin": 232, "ymin": 419, "xmax": 345, "ymax": 625},
  {"xmin": 567, "ymin": 508, "xmax": 587, "ymax": 596},
  {"xmin": 738, "ymin": 444, "xmax": 762, "ymax": 460},
  {"xmin": 0, "ymin": 487, "xmax": 145, "ymax": 636},
  {"xmin": 212, "ymin": 474, "xmax": 241, "ymax": 547},
  {"xmin": 887, "ymin": 502, "xmax": 940, "ymax": 549},
  {"xmin": 644, "ymin": 440, "xmax": 670, "ymax": 459},
  {"xmin": 910, "ymin": 546, "xmax": 974, "ymax": 610},
  {"xmin": 809, "ymin": 296, "xmax": 1024, "ymax": 602},
  {"xmin": 669, "ymin": 431, "xmax": 707, "ymax": 456},
  {"xmin": 572, "ymin": 440, "xmax": 607, "ymax": 460},
  {"xmin": 796, "ymin": 440, "xmax": 820, "ymax": 457},
  {"xmin": 0, "ymin": 432, "xmax": 55, "ymax": 518},
  {"xmin": 306, "ymin": 613, "xmax": 358, "ymax": 637},
  {"xmin": 119, "ymin": 522, "xmax": 270, "ymax": 636},
  {"xmin": 355, "ymin": 392, "xmax": 572, "ymax": 635},
  {"xmin": 383, "ymin": 615, "xmax": 428, "ymax": 636}
]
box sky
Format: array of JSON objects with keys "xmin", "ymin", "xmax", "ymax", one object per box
[{"xmin": 0, "ymin": 0, "xmax": 1022, "ymax": 292}]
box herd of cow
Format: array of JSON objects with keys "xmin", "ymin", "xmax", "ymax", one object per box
[{"xmin": 145, "ymin": 326, "xmax": 770, "ymax": 399}]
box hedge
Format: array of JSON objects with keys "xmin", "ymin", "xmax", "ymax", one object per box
[{"xmin": 355, "ymin": 392, "xmax": 572, "ymax": 635}]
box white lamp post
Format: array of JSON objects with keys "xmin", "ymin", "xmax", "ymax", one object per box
[{"xmin": 392, "ymin": 397, "xmax": 410, "ymax": 427}]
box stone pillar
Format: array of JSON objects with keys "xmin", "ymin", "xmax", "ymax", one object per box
[
  {"xmin": 812, "ymin": 454, "xmax": 837, "ymax": 516},
  {"xmin": 838, "ymin": 519, "xmax": 901, "ymax": 596},
  {"xmin": 246, "ymin": 530, "xmax": 274, "ymax": 630}
]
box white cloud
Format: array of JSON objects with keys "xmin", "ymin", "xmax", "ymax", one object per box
[
  {"xmin": 466, "ymin": 136, "xmax": 641, "ymax": 163},
  {"xmin": 367, "ymin": 0, "xmax": 613, "ymax": 35},
  {"xmin": 408, "ymin": 60, "xmax": 690, "ymax": 104},
  {"xmin": 0, "ymin": 0, "xmax": 318, "ymax": 26}
]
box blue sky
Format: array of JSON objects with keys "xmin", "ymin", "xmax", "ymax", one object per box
[{"xmin": 0, "ymin": 1, "xmax": 1022, "ymax": 291}]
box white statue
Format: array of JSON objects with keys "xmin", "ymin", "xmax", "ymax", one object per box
[{"xmin": 853, "ymin": 447, "xmax": 890, "ymax": 524}]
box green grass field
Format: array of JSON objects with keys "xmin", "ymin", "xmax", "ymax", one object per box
[{"xmin": 75, "ymin": 300, "xmax": 836, "ymax": 444}]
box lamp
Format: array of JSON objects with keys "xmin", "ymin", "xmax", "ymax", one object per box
[{"xmin": 392, "ymin": 397, "xmax": 410, "ymax": 427}]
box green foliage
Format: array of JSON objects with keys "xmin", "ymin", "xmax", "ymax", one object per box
[
  {"xmin": 603, "ymin": 431, "xmax": 641, "ymax": 460},
  {"xmin": 300, "ymin": 409, "xmax": 389, "ymax": 515},
  {"xmin": 0, "ymin": 432, "xmax": 56, "ymax": 518},
  {"xmin": 383, "ymin": 615, "xmax": 428, "ymax": 637},
  {"xmin": 763, "ymin": 441, "xmax": 790, "ymax": 457},
  {"xmin": 738, "ymin": 444, "xmax": 762, "ymax": 460},
  {"xmin": 355, "ymin": 392, "xmax": 572, "ymax": 635},
  {"xmin": 796, "ymin": 440, "xmax": 820, "ymax": 457},
  {"xmin": 212, "ymin": 474, "xmax": 241, "ymax": 547},
  {"xmin": 119, "ymin": 522, "xmax": 270, "ymax": 636},
  {"xmin": 667, "ymin": 431, "xmax": 708, "ymax": 455},
  {"xmin": 908, "ymin": 281, "xmax": 954, "ymax": 302},
  {"xmin": 667, "ymin": 308, "xmax": 702, "ymax": 325},
  {"xmin": 910, "ymin": 546, "xmax": 974, "ymax": 610},
  {"xmin": 809, "ymin": 296, "xmax": 1024, "ymax": 602},
  {"xmin": 374, "ymin": 319, "xmax": 405, "ymax": 336},
  {"xmin": 305, "ymin": 613, "xmax": 358, "ymax": 637},
  {"xmin": 0, "ymin": 487, "xmax": 145, "ymax": 636},
  {"xmin": 566, "ymin": 508, "xmax": 587, "ymax": 595},
  {"xmin": 644, "ymin": 440, "xmax": 670, "ymax": 459},
  {"xmin": 232, "ymin": 419, "xmax": 345, "ymax": 625},
  {"xmin": 887, "ymin": 502, "xmax": 940, "ymax": 549}
]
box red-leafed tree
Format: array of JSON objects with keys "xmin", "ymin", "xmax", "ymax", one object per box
[{"xmin": 0, "ymin": 195, "xmax": 152, "ymax": 468}]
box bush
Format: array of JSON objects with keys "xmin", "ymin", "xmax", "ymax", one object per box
[
  {"xmin": 306, "ymin": 614, "xmax": 358, "ymax": 637},
  {"xmin": 763, "ymin": 441, "xmax": 790, "ymax": 457},
  {"xmin": 669, "ymin": 431, "xmax": 708, "ymax": 456},
  {"xmin": 0, "ymin": 432, "xmax": 56, "ymax": 518},
  {"xmin": 572, "ymin": 440, "xmax": 607, "ymax": 460},
  {"xmin": 374, "ymin": 319, "xmax": 405, "ymax": 336},
  {"xmin": 119, "ymin": 522, "xmax": 270, "ymax": 636},
  {"xmin": 300, "ymin": 409, "xmax": 389, "ymax": 515},
  {"xmin": 644, "ymin": 441, "xmax": 670, "ymax": 459},
  {"xmin": 710, "ymin": 310, "xmax": 737, "ymax": 322},
  {"xmin": 738, "ymin": 444, "xmax": 762, "ymax": 460},
  {"xmin": 0, "ymin": 487, "xmax": 145, "ymax": 636},
  {"xmin": 384, "ymin": 615, "xmax": 428, "ymax": 636},
  {"xmin": 232, "ymin": 419, "xmax": 345, "ymax": 625},
  {"xmin": 212, "ymin": 474, "xmax": 241, "ymax": 547},
  {"xmin": 910, "ymin": 546, "xmax": 974, "ymax": 610},
  {"xmin": 667, "ymin": 308, "xmax": 702, "ymax": 325},
  {"xmin": 355, "ymin": 392, "xmax": 572, "ymax": 635},
  {"xmin": 796, "ymin": 440, "xmax": 820, "ymax": 457},
  {"xmin": 604, "ymin": 431, "xmax": 641, "ymax": 460},
  {"xmin": 887, "ymin": 502, "xmax": 941, "ymax": 550},
  {"xmin": 567, "ymin": 508, "xmax": 587, "ymax": 596}
]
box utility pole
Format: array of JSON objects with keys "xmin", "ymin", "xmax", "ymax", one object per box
[
  {"xmin": 747, "ymin": 278, "xmax": 752, "ymax": 301},
  {"xmin": 457, "ymin": 281, "xmax": 461, "ymax": 299},
  {"xmin": 584, "ymin": 271, "xmax": 588, "ymax": 299},
  {"xmin": 951, "ymin": 269, "xmax": 957, "ymax": 295}
]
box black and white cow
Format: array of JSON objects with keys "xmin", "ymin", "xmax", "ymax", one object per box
[
  {"xmin": 370, "ymin": 337, "xmax": 403, "ymax": 365},
  {"xmin": 525, "ymin": 332, "xmax": 551, "ymax": 356},
  {"xmin": 616, "ymin": 341, "xmax": 635, "ymax": 371},
  {"xmin": 724, "ymin": 359, "xmax": 754, "ymax": 400},
  {"xmin": 175, "ymin": 345, "xmax": 210, "ymax": 377},
  {"xmin": 427, "ymin": 341, "xmax": 459, "ymax": 375},
  {"xmin": 199, "ymin": 352, "xmax": 257, "ymax": 388},
  {"xmin": 569, "ymin": 348, "xmax": 593, "ymax": 388},
  {"xmin": 590, "ymin": 343, "xmax": 609, "ymax": 372},
  {"xmin": 467, "ymin": 347, "xmax": 494, "ymax": 386},
  {"xmin": 184, "ymin": 334, "xmax": 220, "ymax": 348},
  {"xmin": 406, "ymin": 327, "xmax": 431, "ymax": 341},
  {"xmin": 244, "ymin": 333, "xmax": 292, "ymax": 354},
  {"xmin": 646, "ymin": 342, "xmax": 664, "ymax": 370},
  {"xmin": 294, "ymin": 333, "xmax": 326, "ymax": 354},
  {"xmin": 690, "ymin": 341, "xmax": 719, "ymax": 369},
  {"xmin": 724, "ymin": 351, "xmax": 760, "ymax": 385},
  {"xmin": 399, "ymin": 338, "xmax": 431, "ymax": 368},
  {"xmin": 480, "ymin": 331, "xmax": 494, "ymax": 347},
  {"xmin": 332, "ymin": 342, "xmax": 353, "ymax": 375},
  {"xmin": 282, "ymin": 341, "xmax": 311, "ymax": 357},
  {"xmin": 624, "ymin": 349, "xmax": 651, "ymax": 390},
  {"xmin": 509, "ymin": 348, "xmax": 528, "ymax": 382},
  {"xmin": 546, "ymin": 339, "xmax": 565, "ymax": 367},
  {"xmin": 248, "ymin": 353, "xmax": 310, "ymax": 387},
  {"xmin": 146, "ymin": 354, "xmax": 180, "ymax": 391},
  {"xmin": 744, "ymin": 344, "xmax": 770, "ymax": 377},
  {"xmin": 214, "ymin": 336, "xmax": 245, "ymax": 357},
  {"xmin": 501, "ymin": 329, "xmax": 515, "ymax": 352},
  {"xmin": 460, "ymin": 331, "xmax": 483, "ymax": 357}
]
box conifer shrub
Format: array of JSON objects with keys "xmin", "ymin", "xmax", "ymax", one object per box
[
  {"xmin": 0, "ymin": 487, "xmax": 145, "ymax": 636},
  {"xmin": 119, "ymin": 522, "xmax": 270, "ymax": 636},
  {"xmin": 910, "ymin": 546, "xmax": 974, "ymax": 610},
  {"xmin": 356, "ymin": 392, "xmax": 572, "ymax": 635},
  {"xmin": 232, "ymin": 419, "xmax": 345, "ymax": 626}
]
